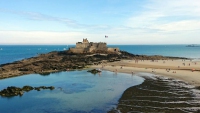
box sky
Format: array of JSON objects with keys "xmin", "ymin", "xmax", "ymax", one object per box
[{"xmin": 0, "ymin": 0, "xmax": 200, "ymax": 45}]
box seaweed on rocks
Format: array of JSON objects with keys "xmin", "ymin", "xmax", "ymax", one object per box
[
  {"xmin": 109, "ymin": 76, "xmax": 200, "ymax": 113},
  {"xmin": 0, "ymin": 85, "xmax": 55, "ymax": 97}
]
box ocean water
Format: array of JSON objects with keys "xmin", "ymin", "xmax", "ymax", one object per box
[
  {"xmin": 0, "ymin": 45, "xmax": 200, "ymax": 112},
  {"xmin": 109, "ymin": 45, "xmax": 200, "ymax": 59},
  {"xmin": 1, "ymin": 45, "xmax": 200, "ymax": 65},
  {"xmin": 0, "ymin": 45, "xmax": 74, "ymax": 65},
  {"xmin": 0, "ymin": 70, "xmax": 144, "ymax": 113}
]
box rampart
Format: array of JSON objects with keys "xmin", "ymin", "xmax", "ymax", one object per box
[{"xmin": 69, "ymin": 38, "xmax": 119, "ymax": 53}]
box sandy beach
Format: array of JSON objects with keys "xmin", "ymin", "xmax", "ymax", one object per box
[{"xmin": 91, "ymin": 59, "xmax": 200, "ymax": 86}]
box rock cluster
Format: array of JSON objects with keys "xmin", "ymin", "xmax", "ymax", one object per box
[{"xmin": 0, "ymin": 85, "xmax": 55, "ymax": 97}]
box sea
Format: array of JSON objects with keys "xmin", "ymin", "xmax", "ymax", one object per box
[
  {"xmin": 0, "ymin": 45, "xmax": 200, "ymax": 113},
  {"xmin": 0, "ymin": 45, "xmax": 200, "ymax": 65}
]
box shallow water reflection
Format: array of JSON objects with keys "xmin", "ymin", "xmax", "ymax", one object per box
[{"xmin": 0, "ymin": 70, "xmax": 144, "ymax": 113}]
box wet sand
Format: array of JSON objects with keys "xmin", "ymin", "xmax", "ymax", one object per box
[
  {"xmin": 91, "ymin": 59, "xmax": 200, "ymax": 112},
  {"xmin": 108, "ymin": 74, "xmax": 200, "ymax": 113},
  {"xmin": 91, "ymin": 59, "xmax": 200, "ymax": 86}
]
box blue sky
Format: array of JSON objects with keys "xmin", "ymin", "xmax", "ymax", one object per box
[{"xmin": 0, "ymin": 0, "xmax": 200, "ymax": 45}]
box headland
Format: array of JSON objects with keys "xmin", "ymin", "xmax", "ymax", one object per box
[{"xmin": 0, "ymin": 39, "xmax": 182, "ymax": 79}]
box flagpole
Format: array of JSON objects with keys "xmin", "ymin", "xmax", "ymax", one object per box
[
  {"xmin": 105, "ymin": 35, "xmax": 108, "ymax": 47},
  {"xmin": 105, "ymin": 35, "xmax": 106, "ymax": 44},
  {"xmin": 105, "ymin": 35, "xmax": 106, "ymax": 43}
]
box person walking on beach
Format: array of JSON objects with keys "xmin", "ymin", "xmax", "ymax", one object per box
[{"xmin": 132, "ymin": 71, "xmax": 134, "ymax": 75}]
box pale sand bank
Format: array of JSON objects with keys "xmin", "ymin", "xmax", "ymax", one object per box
[{"xmin": 91, "ymin": 59, "xmax": 200, "ymax": 86}]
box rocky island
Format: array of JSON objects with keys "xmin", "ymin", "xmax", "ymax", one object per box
[{"xmin": 0, "ymin": 39, "xmax": 184, "ymax": 79}]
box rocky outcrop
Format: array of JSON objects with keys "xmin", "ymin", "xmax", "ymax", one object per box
[
  {"xmin": 0, "ymin": 85, "xmax": 55, "ymax": 97},
  {"xmin": 87, "ymin": 69, "xmax": 101, "ymax": 74},
  {"xmin": 0, "ymin": 50, "xmax": 187, "ymax": 79}
]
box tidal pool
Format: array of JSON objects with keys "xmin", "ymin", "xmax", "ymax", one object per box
[{"xmin": 0, "ymin": 70, "xmax": 144, "ymax": 113}]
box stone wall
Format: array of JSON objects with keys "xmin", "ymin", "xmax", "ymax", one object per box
[
  {"xmin": 69, "ymin": 48, "xmax": 85, "ymax": 53},
  {"xmin": 76, "ymin": 43, "xmax": 89, "ymax": 48},
  {"xmin": 88, "ymin": 46, "xmax": 96, "ymax": 52},
  {"xmin": 97, "ymin": 43, "xmax": 107, "ymax": 49},
  {"xmin": 69, "ymin": 39, "xmax": 119, "ymax": 53},
  {"xmin": 107, "ymin": 48, "xmax": 119, "ymax": 52}
]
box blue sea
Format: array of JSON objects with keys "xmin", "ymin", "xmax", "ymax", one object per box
[
  {"xmin": 0, "ymin": 45, "xmax": 200, "ymax": 113},
  {"xmin": 0, "ymin": 45, "xmax": 200, "ymax": 65}
]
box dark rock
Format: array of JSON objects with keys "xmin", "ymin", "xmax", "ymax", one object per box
[
  {"xmin": 18, "ymin": 68, "xmax": 29, "ymax": 71},
  {"xmin": 0, "ymin": 85, "xmax": 55, "ymax": 97},
  {"xmin": 19, "ymin": 91, "xmax": 23, "ymax": 96},
  {"xmin": 34, "ymin": 87, "xmax": 41, "ymax": 91},
  {"xmin": 87, "ymin": 69, "xmax": 101, "ymax": 74},
  {"xmin": 22, "ymin": 86, "xmax": 34, "ymax": 92},
  {"xmin": 195, "ymin": 86, "xmax": 200, "ymax": 90},
  {"xmin": 48, "ymin": 86, "xmax": 55, "ymax": 90},
  {"xmin": 39, "ymin": 72, "xmax": 51, "ymax": 76}
]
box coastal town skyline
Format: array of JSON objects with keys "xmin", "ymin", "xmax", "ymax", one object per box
[{"xmin": 0, "ymin": 0, "xmax": 200, "ymax": 45}]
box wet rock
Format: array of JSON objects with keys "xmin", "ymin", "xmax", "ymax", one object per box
[
  {"xmin": 22, "ymin": 85, "xmax": 34, "ymax": 92},
  {"xmin": 18, "ymin": 68, "xmax": 29, "ymax": 71},
  {"xmin": 0, "ymin": 85, "xmax": 55, "ymax": 97},
  {"xmin": 48, "ymin": 86, "xmax": 55, "ymax": 90},
  {"xmin": 19, "ymin": 91, "xmax": 23, "ymax": 96},
  {"xmin": 87, "ymin": 69, "xmax": 101, "ymax": 74},
  {"xmin": 39, "ymin": 72, "xmax": 51, "ymax": 76},
  {"xmin": 109, "ymin": 76, "xmax": 200, "ymax": 113},
  {"xmin": 195, "ymin": 86, "xmax": 200, "ymax": 90},
  {"xmin": 0, "ymin": 86, "xmax": 22, "ymax": 97}
]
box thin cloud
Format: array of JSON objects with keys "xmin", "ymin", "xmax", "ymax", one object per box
[
  {"xmin": 0, "ymin": 1, "xmax": 200, "ymax": 45},
  {"xmin": 126, "ymin": 0, "xmax": 200, "ymax": 33},
  {"xmin": 0, "ymin": 8, "xmax": 117, "ymax": 32},
  {"xmin": 0, "ymin": 9, "xmax": 80, "ymax": 28}
]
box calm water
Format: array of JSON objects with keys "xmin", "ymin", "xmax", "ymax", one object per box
[
  {"xmin": 0, "ymin": 45, "xmax": 199, "ymax": 112},
  {"xmin": 109, "ymin": 45, "xmax": 200, "ymax": 59},
  {"xmin": 1, "ymin": 45, "xmax": 200, "ymax": 65},
  {"xmin": 0, "ymin": 70, "xmax": 144, "ymax": 113},
  {"xmin": 0, "ymin": 45, "xmax": 74, "ymax": 65}
]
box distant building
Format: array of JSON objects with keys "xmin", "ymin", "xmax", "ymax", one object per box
[{"xmin": 69, "ymin": 38, "xmax": 119, "ymax": 53}]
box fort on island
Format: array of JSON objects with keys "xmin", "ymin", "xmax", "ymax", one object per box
[{"xmin": 69, "ymin": 38, "xmax": 119, "ymax": 53}]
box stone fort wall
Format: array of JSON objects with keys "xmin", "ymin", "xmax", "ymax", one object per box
[
  {"xmin": 69, "ymin": 39, "xmax": 119, "ymax": 53},
  {"xmin": 76, "ymin": 42, "xmax": 90, "ymax": 48}
]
